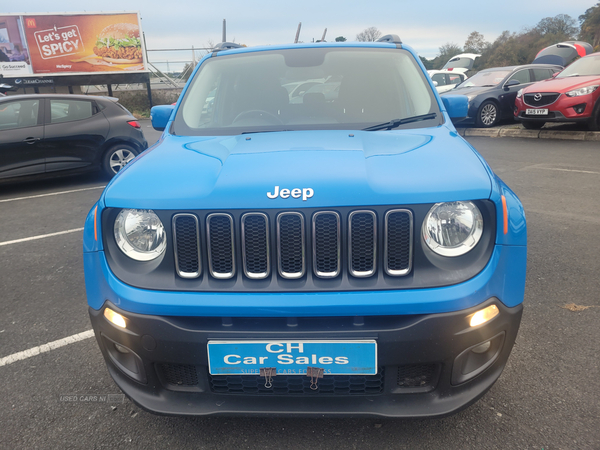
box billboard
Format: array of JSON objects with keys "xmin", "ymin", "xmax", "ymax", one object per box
[{"xmin": 0, "ymin": 12, "xmax": 147, "ymax": 78}]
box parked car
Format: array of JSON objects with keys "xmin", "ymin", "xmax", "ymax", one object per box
[
  {"xmin": 441, "ymin": 52, "xmax": 481, "ymax": 72},
  {"xmin": 0, "ymin": 94, "xmax": 147, "ymax": 181},
  {"xmin": 427, "ymin": 53, "xmax": 480, "ymax": 94},
  {"xmin": 531, "ymin": 41, "xmax": 594, "ymax": 67},
  {"xmin": 428, "ymin": 70, "xmax": 467, "ymax": 93},
  {"xmin": 514, "ymin": 52, "xmax": 600, "ymax": 130},
  {"xmin": 443, "ymin": 64, "xmax": 562, "ymax": 127},
  {"xmin": 0, "ymin": 83, "xmax": 12, "ymax": 95},
  {"xmin": 84, "ymin": 37, "xmax": 527, "ymax": 418}
]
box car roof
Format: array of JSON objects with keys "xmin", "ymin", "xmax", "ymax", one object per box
[
  {"xmin": 479, "ymin": 63, "xmax": 563, "ymax": 73},
  {"xmin": 0, "ymin": 93, "xmax": 118, "ymax": 102}
]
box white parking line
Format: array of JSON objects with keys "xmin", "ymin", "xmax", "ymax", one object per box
[
  {"xmin": 534, "ymin": 167, "xmax": 600, "ymax": 175},
  {"xmin": 0, "ymin": 228, "xmax": 84, "ymax": 247},
  {"xmin": 0, "ymin": 186, "xmax": 106, "ymax": 203},
  {"xmin": 0, "ymin": 330, "xmax": 94, "ymax": 367}
]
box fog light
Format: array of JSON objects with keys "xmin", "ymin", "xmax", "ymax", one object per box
[
  {"xmin": 471, "ymin": 340, "xmax": 492, "ymax": 354},
  {"xmin": 104, "ymin": 308, "xmax": 127, "ymax": 328},
  {"xmin": 114, "ymin": 343, "xmax": 131, "ymax": 354},
  {"xmin": 573, "ymin": 104, "xmax": 586, "ymax": 114},
  {"xmin": 469, "ymin": 304, "xmax": 499, "ymax": 327}
]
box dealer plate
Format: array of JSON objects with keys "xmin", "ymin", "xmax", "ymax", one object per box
[
  {"xmin": 526, "ymin": 108, "xmax": 548, "ymax": 115},
  {"xmin": 208, "ymin": 340, "xmax": 377, "ymax": 375}
]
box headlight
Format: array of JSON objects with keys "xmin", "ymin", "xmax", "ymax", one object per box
[
  {"xmin": 566, "ymin": 85, "xmax": 598, "ymax": 97},
  {"xmin": 516, "ymin": 89, "xmax": 523, "ymax": 99},
  {"xmin": 423, "ymin": 201, "xmax": 483, "ymax": 257},
  {"xmin": 114, "ymin": 209, "xmax": 167, "ymax": 261}
]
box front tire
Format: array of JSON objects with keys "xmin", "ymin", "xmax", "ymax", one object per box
[
  {"xmin": 102, "ymin": 144, "xmax": 139, "ymax": 177},
  {"xmin": 476, "ymin": 101, "xmax": 499, "ymax": 128},
  {"xmin": 589, "ymin": 101, "xmax": 600, "ymax": 132},
  {"xmin": 522, "ymin": 121, "xmax": 545, "ymax": 130}
]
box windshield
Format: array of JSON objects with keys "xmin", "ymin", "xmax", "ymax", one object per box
[
  {"xmin": 557, "ymin": 54, "xmax": 600, "ymax": 78},
  {"xmin": 459, "ymin": 70, "xmax": 511, "ymax": 87},
  {"xmin": 442, "ymin": 56, "xmax": 475, "ymax": 70},
  {"xmin": 173, "ymin": 47, "xmax": 440, "ymax": 136}
]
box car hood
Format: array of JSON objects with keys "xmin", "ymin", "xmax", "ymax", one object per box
[
  {"xmin": 103, "ymin": 129, "xmax": 493, "ymax": 210},
  {"xmin": 523, "ymin": 75, "xmax": 600, "ymax": 93}
]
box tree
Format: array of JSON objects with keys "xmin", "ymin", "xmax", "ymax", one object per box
[
  {"xmin": 419, "ymin": 55, "xmax": 433, "ymax": 70},
  {"xmin": 535, "ymin": 14, "xmax": 578, "ymax": 39},
  {"xmin": 356, "ymin": 27, "xmax": 381, "ymax": 42},
  {"xmin": 335, "ymin": 36, "xmax": 347, "ymax": 42},
  {"xmin": 438, "ymin": 42, "xmax": 463, "ymax": 59},
  {"xmin": 579, "ymin": 2, "xmax": 600, "ymax": 49},
  {"xmin": 464, "ymin": 31, "xmax": 489, "ymax": 54}
]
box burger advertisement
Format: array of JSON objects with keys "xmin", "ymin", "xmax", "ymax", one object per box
[{"xmin": 0, "ymin": 12, "xmax": 147, "ymax": 77}]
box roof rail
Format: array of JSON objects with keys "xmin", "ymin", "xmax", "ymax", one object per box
[
  {"xmin": 377, "ymin": 34, "xmax": 402, "ymax": 45},
  {"xmin": 212, "ymin": 42, "xmax": 243, "ymax": 53}
]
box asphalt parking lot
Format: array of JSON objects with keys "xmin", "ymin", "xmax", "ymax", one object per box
[{"xmin": 1, "ymin": 126, "xmax": 599, "ymax": 449}]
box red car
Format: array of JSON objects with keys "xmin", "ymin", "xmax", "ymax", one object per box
[{"xmin": 514, "ymin": 52, "xmax": 600, "ymax": 131}]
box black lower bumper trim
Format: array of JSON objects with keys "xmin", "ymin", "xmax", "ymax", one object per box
[{"xmin": 89, "ymin": 298, "xmax": 522, "ymax": 417}]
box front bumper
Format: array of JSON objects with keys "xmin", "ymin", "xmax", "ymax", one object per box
[
  {"xmin": 515, "ymin": 94, "xmax": 597, "ymax": 123},
  {"xmin": 90, "ymin": 298, "xmax": 522, "ymax": 417}
]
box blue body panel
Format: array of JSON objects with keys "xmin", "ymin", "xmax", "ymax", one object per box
[{"xmin": 101, "ymin": 129, "xmax": 492, "ymax": 210}]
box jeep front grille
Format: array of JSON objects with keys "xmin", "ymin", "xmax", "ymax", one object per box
[{"xmin": 173, "ymin": 208, "xmax": 413, "ymax": 282}]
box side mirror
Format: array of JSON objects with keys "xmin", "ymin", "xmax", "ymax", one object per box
[
  {"xmin": 504, "ymin": 79, "xmax": 520, "ymax": 89},
  {"xmin": 432, "ymin": 81, "xmax": 438, "ymax": 87},
  {"xmin": 150, "ymin": 105, "xmax": 175, "ymax": 131},
  {"xmin": 441, "ymin": 95, "xmax": 468, "ymax": 120}
]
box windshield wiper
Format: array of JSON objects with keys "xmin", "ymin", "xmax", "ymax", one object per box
[
  {"xmin": 241, "ymin": 129, "xmax": 291, "ymax": 134},
  {"xmin": 362, "ymin": 113, "xmax": 437, "ymax": 131}
]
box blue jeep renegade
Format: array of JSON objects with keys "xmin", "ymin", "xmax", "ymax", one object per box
[{"xmin": 83, "ymin": 36, "xmax": 527, "ymax": 417}]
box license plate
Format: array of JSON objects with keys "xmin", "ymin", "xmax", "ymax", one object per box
[
  {"xmin": 207, "ymin": 340, "xmax": 377, "ymax": 375},
  {"xmin": 526, "ymin": 108, "xmax": 548, "ymax": 115}
]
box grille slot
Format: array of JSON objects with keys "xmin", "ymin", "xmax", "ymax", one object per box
[
  {"xmin": 207, "ymin": 213, "xmax": 235, "ymax": 279},
  {"xmin": 241, "ymin": 213, "xmax": 270, "ymax": 279},
  {"xmin": 158, "ymin": 364, "xmax": 199, "ymax": 386},
  {"xmin": 209, "ymin": 368, "xmax": 384, "ymax": 395},
  {"xmin": 348, "ymin": 210, "xmax": 377, "ymax": 277},
  {"xmin": 384, "ymin": 210, "xmax": 413, "ymax": 276},
  {"xmin": 524, "ymin": 92, "xmax": 560, "ymax": 108},
  {"xmin": 396, "ymin": 364, "xmax": 438, "ymax": 390},
  {"xmin": 277, "ymin": 212, "xmax": 305, "ymax": 279},
  {"xmin": 312, "ymin": 211, "xmax": 341, "ymax": 278},
  {"xmin": 173, "ymin": 214, "xmax": 201, "ymax": 278}
]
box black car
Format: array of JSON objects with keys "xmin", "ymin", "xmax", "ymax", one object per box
[
  {"xmin": 441, "ymin": 64, "xmax": 562, "ymax": 127},
  {"xmin": 0, "ymin": 94, "xmax": 147, "ymax": 181}
]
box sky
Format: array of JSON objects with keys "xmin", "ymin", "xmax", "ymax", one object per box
[{"xmin": 3, "ymin": 0, "xmax": 597, "ymax": 71}]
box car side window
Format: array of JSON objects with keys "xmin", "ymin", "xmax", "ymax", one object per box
[
  {"xmin": 50, "ymin": 99, "xmax": 93, "ymax": 124},
  {"xmin": 0, "ymin": 99, "xmax": 40, "ymax": 131},
  {"xmin": 532, "ymin": 68, "xmax": 553, "ymax": 82},
  {"xmin": 448, "ymin": 74, "xmax": 462, "ymax": 85},
  {"xmin": 431, "ymin": 74, "xmax": 447, "ymax": 86},
  {"xmin": 507, "ymin": 70, "xmax": 531, "ymax": 85}
]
